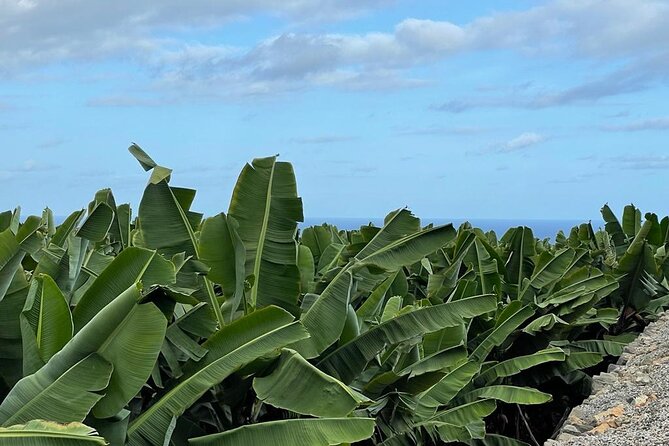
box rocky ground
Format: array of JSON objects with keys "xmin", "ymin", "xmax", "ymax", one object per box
[{"xmin": 546, "ymin": 312, "xmax": 669, "ymax": 445}]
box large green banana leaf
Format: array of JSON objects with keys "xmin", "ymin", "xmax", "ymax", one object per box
[
  {"xmin": 92, "ymin": 301, "xmax": 167, "ymax": 419},
  {"xmin": 518, "ymin": 248, "xmax": 574, "ymax": 302},
  {"xmin": 0, "ymin": 284, "xmax": 166, "ymax": 425},
  {"xmin": 458, "ymin": 385, "xmax": 552, "ymax": 405},
  {"xmin": 521, "ymin": 314, "xmax": 568, "ymax": 335},
  {"xmin": 298, "ymin": 245, "xmax": 315, "ymax": 292},
  {"xmin": 228, "ymin": 156, "xmax": 303, "ymax": 312},
  {"xmin": 189, "ymin": 418, "xmax": 375, "ymax": 446},
  {"xmin": 571, "ymin": 339, "xmax": 628, "ymax": 356},
  {"xmin": 198, "ymin": 213, "xmax": 245, "ymax": 319},
  {"xmin": 470, "ymin": 305, "xmax": 534, "ymax": 363},
  {"xmin": 297, "ymin": 211, "xmax": 456, "ymax": 358},
  {"xmin": 536, "ymin": 268, "xmax": 617, "ymax": 308},
  {"xmin": 89, "ymin": 188, "xmax": 127, "ymax": 249},
  {"xmin": 318, "ymin": 294, "xmax": 496, "ymax": 384},
  {"xmin": 86, "ymin": 410, "xmax": 129, "ymax": 446},
  {"xmin": 253, "ymin": 348, "xmax": 365, "ymax": 417},
  {"xmin": 1, "ymin": 354, "xmax": 112, "ymax": 426},
  {"xmin": 0, "ymin": 267, "xmax": 30, "ymax": 387},
  {"xmin": 601, "ymin": 204, "xmax": 626, "ymax": 249},
  {"xmin": 476, "ymin": 347, "xmax": 565, "ymax": 385},
  {"xmin": 467, "ymin": 238, "xmax": 501, "ymax": 296},
  {"xmin": 129, "ymin": 145, "xmax": 223, "ymax": 326},
  {"xmin": 291, "ymin": 269, "xmax": 354, "ymax": 358},
  {"xmin": 615, "ymin": 218, "xmax": 658, "ymax": 310},
  {"xmin": 51, "ymin": 210, "xmax": 85, "ymax": 248},
  {"xmin": 503, "ymin": 227, "xmax": 536, "ymax": 295},
  {"xmin": 380, "ymin": 399, "xmax": 496, "ymax": 446},
  {"xmin": 402, "ymin": 345, "xmax": 468, "ymax": 378},
  {"xmin": 0, "ymin": 420, "xmax": 107, "ymax": 445},
  {"xmin": 0, "ymin": 221, "xmax": 44, "ymax": 302},
  {"xmin": 622, "ymin": 204, "xmax": 641, "ymax": 238},
  {"xmin": 427, "ymin": 400, "xmax": 497, "ymax": 432},
  {"xmin": 0, "ymin": 210, "xmax": 16, "ymax": 233},
  {"xmin": 417, "ymin": 362, "xmax": 480, "ymax": 411},
  {"xmin": 423, "ymin": 324, "xmax": 467, "ymax": 356},
  {"xmin": 466, "ymin": 434, "xmax": 531, "ymax": 446},
  {"xmin": 427, "ymin": 257, "xmax": 462, "ymax": 300},
  {"xmin": 16, "ymin": 215, "xmax": 47, "ymax": 256},
  {"xmin": 126, "ymin": 306, "xmax": 308, "ymax": 446},
  {"xmin": 354, "ymin": 222, "xmax": 456, "ymax": 272},
  {"xmin": 356, "ymin": 273, "xmax": 396, "ymax": 322},
  {"xmin": 354, "ymin": 209, "xmax": 422, "ymax": 260},
  {"xmin": 130, "ymin": 146, "xmax": 197, "ymax": 258},
  {"xmin": 365, "ymin": 345, "xmax": 468, "ymax": 396},
  {"xmin": 76, "ymin": 202, "xmax": 113, "ymax": 243},
  {"xmin": 301, "ymin": 224, "xmax": 341, "ymax": 266},
  {"xmin": 72, "ymin": 247, "xmax": 174, "ymax": 330},
  {"xmin": 20, "ymin": 274, "xmax": 73, "ymax": 375}
]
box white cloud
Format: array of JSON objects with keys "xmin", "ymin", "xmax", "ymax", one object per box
[
  {"xmin": 601, "ymin": 116, "xmax": 669, "ymax": 132},
  {"xmin": 608, "ymin": 155, "xmax": 669, "ymax": 170},
  {"xmin": 432, "ymin": 50, "xmax": 669, "ymax": 112},
  {"xmin": 469, "ymin": 132, "xmax": 548, "ymax": 156},
  {"xmin": 86, "ymin": 95, "xmax": 174, "ymax": 108},
  {"xmin": 394, "ymin": 125, "xmax": 492, "ymax": 136},
  {"xmin": 289, "ymin": 135, "xmax": 358, "ymax": 144},
  {"xmin": 0, "ymin": 0, "xmax": 392, "ymax": 73},
  {"xmin": 2, "ymin": 0, "xmax": 669, "ymax": 100},
  {"xmin": 36, "ymin": 137, "xmax": 66, "ymax": 149},
  {"xmin": 0, "ymin": 159, "xmax": 57, "ymax": 180},
  {"xmin": 500, "ymin": 132, "xmax": 547, "ymax": 152}
]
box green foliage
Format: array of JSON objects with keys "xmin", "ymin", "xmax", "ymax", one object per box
[{"xmin": 0, "ymin": 146, "xmax": 666, "ymax": 445}]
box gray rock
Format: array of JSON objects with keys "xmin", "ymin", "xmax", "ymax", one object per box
[
  {"xmin": 556, "ymin": 432, "xmax": 577, "ymax": 442},
  {"xmin": 633, "ymin": 373, "xmax": 651, "ymax": 385},
  {"xmin": 607, "ymin": 364, "xmax": 621, "ymax": 373},
  {"xmin": 551, "ymin": 311, "xmax": 669, "ymax": 445},
  {"xmin": 562, "ymin": 425, "xmax": 581, "ymax": 435}
]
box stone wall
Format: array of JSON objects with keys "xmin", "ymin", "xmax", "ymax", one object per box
[{"xmin": 546, "ymin": 312, "xmax": 669, "ymax": 445}]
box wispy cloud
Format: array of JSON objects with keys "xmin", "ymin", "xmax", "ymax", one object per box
[
  {"xmin": 470, "ymin": 132, "xmax": 548, "ymax": 156},
  {"xmin": 547, "ymin": 172, "xmax": 599, "ymax": 184},
  {"xmin": 36, "ymin": 137, "xmax": 67, "ymax": 149},
  {"xmin": 0, "ymin": 122, "xmax": 28, "ymax": 131},
  {"xmin": 499, "ymin": 132, "xmax": 547, "ymax": 153},
  {"xmin": 352, "ymin": 166, "xmax": 377, "ymax": 174},
  {"xmin": 289, "ymin": 135, "xmax": 359, "ymax": 144},
  {"xmin": 0, "ymin": 159, "xmax": 58, "ymax": 180},
  {"xmin": 394, "ymin": 125, "xmax": 492, "ymax": 136},
  {"xmin": 600, "ymin": 116, "xmax": 669, "ymax": 132},
  {"xmin": 86, "ymin": 95, "xmax": 175, "ymax": 108},
  {"xmin": 2, "ymin": 0, "xmax": 669, "ymax": 101},
  {"xmin": 608, "ymin": 155, "xmax": 669, "ymax": 170},
  {"xmin": 432, "ymin": 51, "xmax": 669, "ymax": 112}
]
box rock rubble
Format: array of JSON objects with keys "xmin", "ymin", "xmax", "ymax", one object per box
[{"xmin": 546, "ymin": 312, "xmax": 669, "ymax": 445}]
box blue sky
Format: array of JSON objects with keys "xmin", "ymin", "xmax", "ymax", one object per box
[{"xmin": 1, "ymin": 0, "xmax": 668, "ymax": 221}]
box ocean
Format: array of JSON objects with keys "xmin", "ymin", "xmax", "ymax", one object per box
[
  {"xmin": 51, "ymin": 215, "xmax": 603, "ymax": 241},
  {"xmin": 301, "ymin": 218, "xmax": 606, "ymax": 240}
]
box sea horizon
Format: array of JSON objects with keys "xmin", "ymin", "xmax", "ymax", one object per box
[
  {"xmin": 302, "ymin": 217, "xmax": 606, "ymax": 240},
  {"xmin": 49, "ymin": 214, "xmax": 605, "ymax": 241}
]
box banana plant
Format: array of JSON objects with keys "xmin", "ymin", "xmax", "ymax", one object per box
[{"xmin": 1, "ymin": 146, "xmax": 668, "ymax": 446}]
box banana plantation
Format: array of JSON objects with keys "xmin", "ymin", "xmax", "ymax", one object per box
[{"xmin": 1, "ymin": 145, "xmax": 668, "ymax": 446}]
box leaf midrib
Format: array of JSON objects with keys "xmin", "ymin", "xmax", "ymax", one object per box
[
  {"xmin": 249, "ymin": 160, "xmax": 276, "ymax": 309},
  {"xmin": 0, "ymin": 431, "xmax": 101, "ymax": 440},
  {"xmin": 127, "ymin": 321, "xmax": 302, "ymax": 437}
]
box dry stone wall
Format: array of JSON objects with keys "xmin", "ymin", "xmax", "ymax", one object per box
[{"xmin": 546, "ymin": 312, "xmax": 669, "ymax": 446}]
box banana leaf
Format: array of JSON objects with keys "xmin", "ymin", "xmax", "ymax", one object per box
[
  {"xmin": 0, "ymin": 420, "xmax": 107, "ymax": 445},
  {"xmin": 228, "ymin": 156, "xmax": 303, "ymax": 313},
  {"xmin": 189, "ymin": 418, "xmax": 375, "ymax": 446}
]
